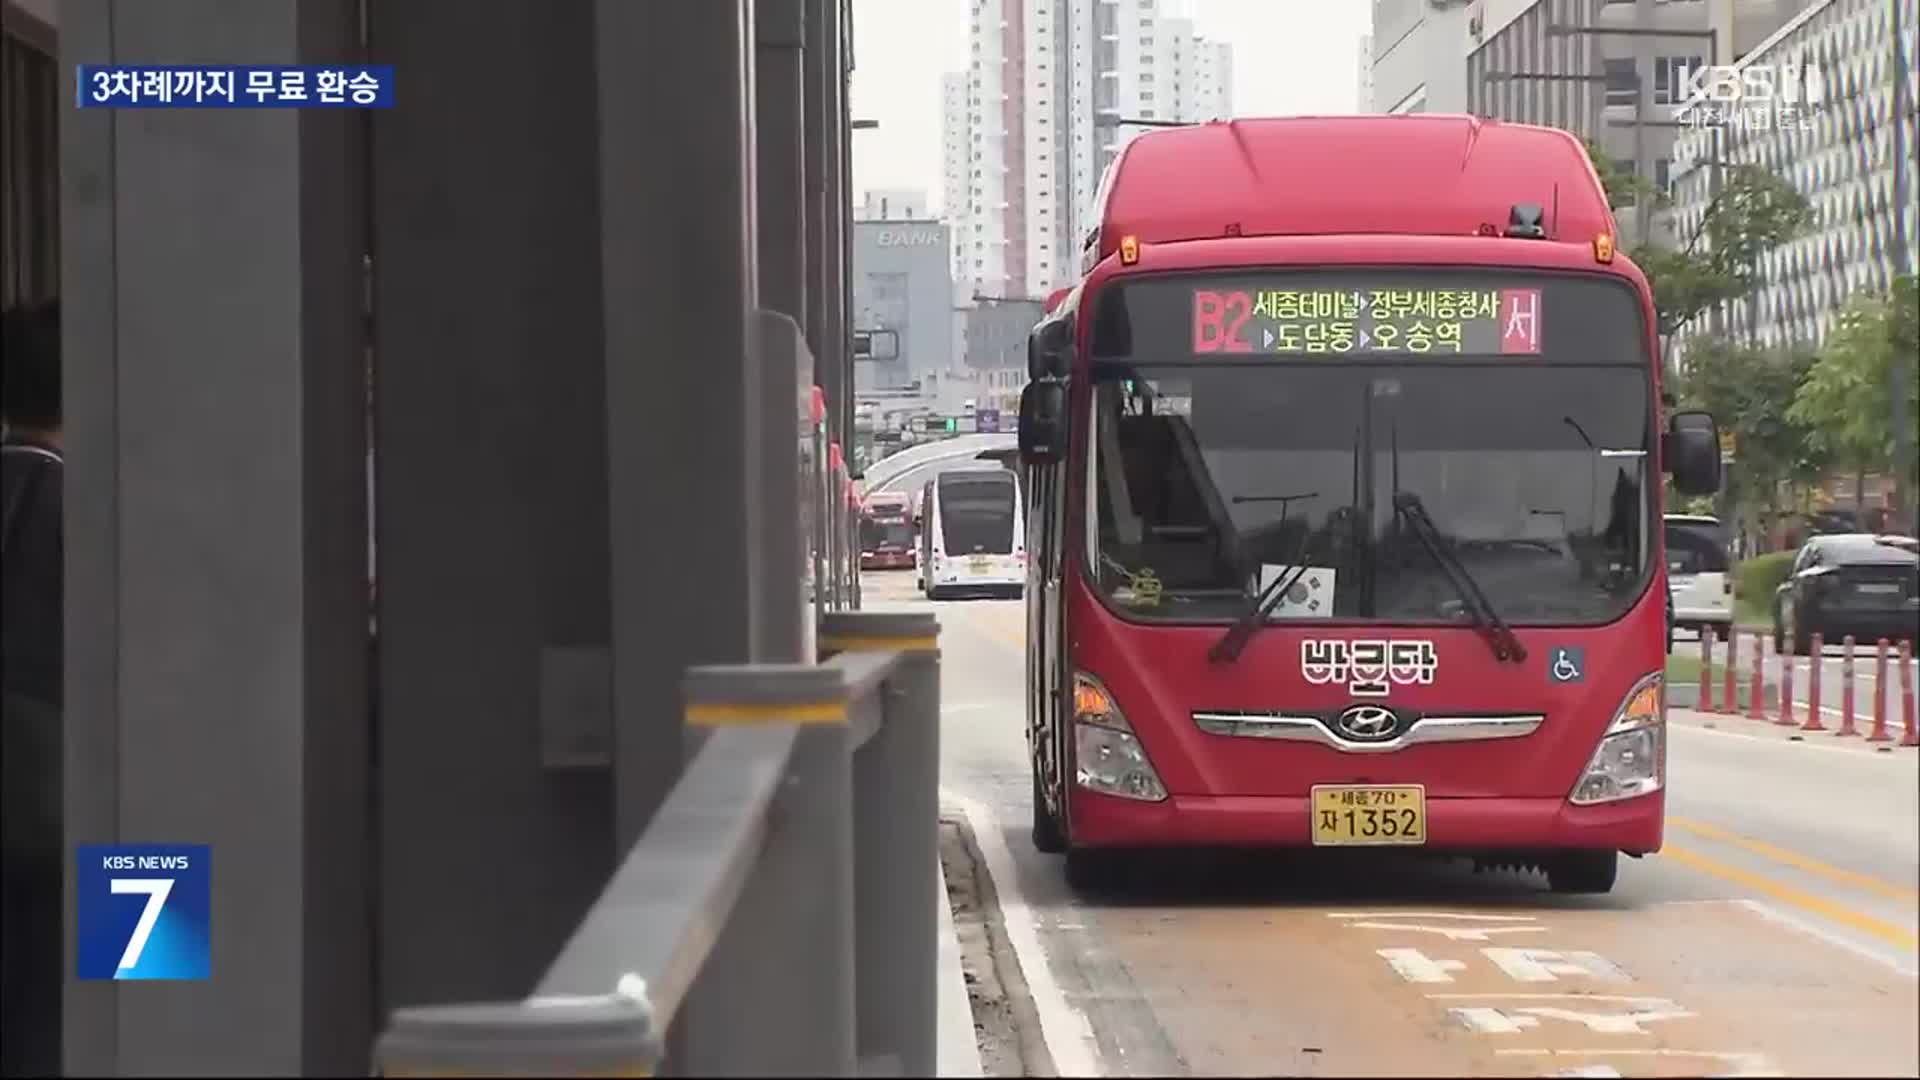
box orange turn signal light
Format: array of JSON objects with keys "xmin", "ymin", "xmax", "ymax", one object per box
[
  {"xmin": 1119, "ymin": 235, "xmax": 1140, "ymax": 265},
  {"xmin": 1593, "ymin": 232, "xmax": 1615, "ymax": 263}
]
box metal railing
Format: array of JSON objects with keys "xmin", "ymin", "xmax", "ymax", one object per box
[{"xmin": 374, "ymin": 610, "xmax": 940, "ymax": 1077}]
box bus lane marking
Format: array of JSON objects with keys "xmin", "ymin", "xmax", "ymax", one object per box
[
  {"xmin": 1441, "ymin": 996, "xmax": 1696, "ymax": 1035},
  {"xmin": 1482, "ymin": 947, "xmax": 1632, "ymax": 983},
  {"xmin": 1377, "ymin": 947, "xmax": 1467, "ymax": 983},
  {"xmin": 1330, "ymin": 910, "xmax": 1549, "ymax": 941},
  {"xmin": 1357, "ymin": 924, "xmax": 1787, "ymax": 1076},
  {"xmin": 1494, "ymin": 1048, "xmax": 1782, "ymax": 1078}
]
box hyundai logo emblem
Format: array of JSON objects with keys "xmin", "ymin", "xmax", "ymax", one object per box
[{"xmin": 1334, "ymin": 705, "xmax": 1399, "ymax": 741}]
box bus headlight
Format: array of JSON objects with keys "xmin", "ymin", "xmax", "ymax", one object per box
[
  {"xmin": 1072, "ymin": 672, "xmax": 1167, "ymax": 802},
  {"xmin": 1569, "ymin": 672, "xmax": 1664, "ymax": 806}
]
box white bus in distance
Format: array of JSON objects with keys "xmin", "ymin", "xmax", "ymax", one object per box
[{"xmin": 918, "ymin": 467, "xmax": 1025, "ymax": 600}]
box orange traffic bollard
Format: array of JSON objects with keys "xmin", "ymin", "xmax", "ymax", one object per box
[
  {"xmin": 1801, "ymin": 633, "xmax": 1825, "ymax": 731},
  {"xmin": 1835, "ymin": 636, "xmax": 1858, "ymax": 737},
  {"xmin": 1901, "ymin": 640, "xmax": 1917, "ymax": 748},
  {"xmin": 1699, "ymin": 630, "xmax": 1715, "ymax": 712},
  {"xmin": 1777, "ymin": 649, "xmax": 1797, "ymax": 726},
  {"xmin": 1867, "ymin": 638, "xmax": 1893, "ymax": 743},
  {"xmin": 1747, "ymin": 633, "xmax": 1766, "ymax": 721},
  {"xmin": 1722, "ymin": 627, "xmax": 1739, "ymax": 716}
]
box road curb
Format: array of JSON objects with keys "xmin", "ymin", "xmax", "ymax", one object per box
[{"xmin": 936, "ymin": 851, "xmax": 986, "ymax": 1078}]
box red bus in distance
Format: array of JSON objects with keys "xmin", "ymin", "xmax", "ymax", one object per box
[
  {"xmin": 860, "ymin": 492, "xmax": 916, "ymax": 571},
  {"xmin": 1017, "ymin": 115, "xmax": 1723, "ymax": 894}
]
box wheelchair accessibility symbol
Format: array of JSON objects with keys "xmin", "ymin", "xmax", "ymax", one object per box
[{"xmin": 1549, "ymin": 646, "xmax": 1585, "ymax": 684}]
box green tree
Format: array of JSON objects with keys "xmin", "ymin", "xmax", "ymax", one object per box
[
  {"xmin": 1583, "ymin": 141, "xmax": 1814, "ymax": 339},
  {"xmin": 1787, "ymin": 276, "xmax": 1920, "ymax": 510},
  {"xmin": 1673, "ymin": 334, "xmax": 1828, "ymax": 535},
  {"xmin": 1584, "ymin": 139, "xmax": 1661, "ymax": 212}
]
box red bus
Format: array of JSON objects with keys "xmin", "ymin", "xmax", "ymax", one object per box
[
  {"xmin": 860, "ymin": 492, "xmax": 917, "ymax": 570},
  {"xmin": 1016, "ymin": 115, "xmax": 1723, "ymax": 895}
]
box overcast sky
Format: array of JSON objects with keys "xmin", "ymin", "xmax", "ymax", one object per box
[{"xmin": 848, "ymin": 0, "xmax": 1374, "ymax": 213}]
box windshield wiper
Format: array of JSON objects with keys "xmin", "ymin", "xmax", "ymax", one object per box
[
  {"xmin": 1392, "ymin": 491, "xmax": 1527, "ymax": 664},
  {"xmin": 1209, "ymin": 521, "xmax": 1317, "ymax": 664}
]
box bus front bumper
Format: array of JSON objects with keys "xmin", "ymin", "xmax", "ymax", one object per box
[{"xmin": 1069, "ymin": 789, "xmax": 1664, "ymax": 855}]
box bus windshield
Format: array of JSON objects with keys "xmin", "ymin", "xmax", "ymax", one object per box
[
  {"xmin": 1086, "ymin": 270, "xmax": 1655, "ymax": 626},
  {"xmin": 940, "ymin": 475, "xmax": 1016, "ymax": 554},
  {"xmin": 862, "ymin": 516, "xmax": 914, "ymax": 550}
]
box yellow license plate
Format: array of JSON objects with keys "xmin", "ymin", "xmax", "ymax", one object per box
[
  {"xmin": 1311, "ymin": 785, "xmax": 1426, "ymax": 846},
  {"xmin": 970, "ymin": 555, "xmax": 991, "ymax": 572}
]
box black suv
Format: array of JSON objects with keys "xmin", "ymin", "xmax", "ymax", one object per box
[{"xmin": 1772, "ymin": 534, "xmax": 1920, "ymax": 656}]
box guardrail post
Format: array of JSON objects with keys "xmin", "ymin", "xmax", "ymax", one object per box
[
  {"xmin": 375, "ymin": 995, "xmax": 658, "ymax": 1077},
  {"xmin": 1777, "ymin": 653, "xmax": 1796, "ymax": 726},
  {"xmin": 1699, "ymin": 630, "xmax": 1715, "ymax": 712},
  {"xmin": 820, "ymin": 612, "xmax": 942, "ymax": 1077},
  {"xmin": 1801, "ymin": 633, "xmax": 1826, "ymax": 731},
  {"xmin": 1868, "ymin": 639, "xmax": 1893, "ymax": 742},
  {"xmin": 1722, "ymin": 626, "xmax": 1738, "ymax": 716},
  {"xmin": 1838, "ymin": 635, "xmax": 1859, "ymax": 736},
  {"xmin": 1900, "ymin": 639, "xmax": 1917, "ymax": 748},
  {"xmin": 675, "ymin": 663, "xmax": 856, "ymax": 1076}
]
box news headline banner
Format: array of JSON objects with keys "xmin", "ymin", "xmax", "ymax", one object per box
[{"xmin": 76, "ymin": 65, "xmax": 395, "ymax": 108}]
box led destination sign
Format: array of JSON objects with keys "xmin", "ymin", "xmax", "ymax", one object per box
[{"xmin": 1192, "ymin": 286, "xmax": 1544, "ymax": 355}]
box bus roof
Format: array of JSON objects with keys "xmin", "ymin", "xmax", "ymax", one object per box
[
  {"xmin": 938, "ymin": 467, "xmax": 1014, "ymax": 485},
  {"xmin": 1093, "ymin": 115, "xmax": 1615, "ymax": 264}
]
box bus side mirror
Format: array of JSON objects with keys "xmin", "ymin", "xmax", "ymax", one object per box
[
  {"xmin": 1665, "ymin": 409, "xmax": 1722, "ymax": 496},
  {"xmin": 1018, "ymin": 381, "xmax": 1068, "ymax": 465},
  {"xmin": 1026, "ymin": 320, "xmax": 1072, "ymax": 381}
]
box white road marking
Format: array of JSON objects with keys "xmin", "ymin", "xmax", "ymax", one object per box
[
  {"xmin": 1330, "ymin": 910, "xmax": 1542, "ymax": 921},
  {"xmin": 1508, "ymin": 1002, "xmax": 1695, "ymax": 1035},
  {"xmin": 1668, "ymin": 717, "xmax": 1917, "ymax": 758},
  {"xmin": 1378, "ymin": 947, "xmax": 1468, "ymax": 983},
  {"xmin": 1730, "ymin": 898, "xmax": 1920, "ymax": 979},
  {"xmin": 1344, "ymin": 920, "xmax": 1547, "ymax": 941},
  {"xmin": 1549, "ymin": 1067, "xmax": 1624, "ymax": 1078},
  {"xmin": 1494, "ymin": 1048, "xmax": 1782, "ymax": 1078},
  {"xmin": 941, "ymin": 703, "xmax": 992, "ymax": 715},
  {"xmin": 1483, "ymin": 948, "xmax": 1632, "ymax": 983},
  {"xmin": 1428, "ymin": 993, "xmax": 1672, "ymax": 1003},
  {"xmin": 945, "ymin": 790, "xmax": 1103, "ymax": 1078},
  {"xmin": 1452, "ymin": 999, "xmax": 1697, "ymax": 1035},
  {"xmin": 1451, "ymin": 1006, "xmax": 1542, "ymax": 1033}
]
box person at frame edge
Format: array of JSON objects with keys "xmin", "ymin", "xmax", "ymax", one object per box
[{"xmin": 2, "ymin": 301, "xmax": 65, "ymax": 1079}]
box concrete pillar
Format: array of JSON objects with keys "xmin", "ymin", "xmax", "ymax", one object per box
[
  {"xmin": 594, "ymin": 0, "xmax": 764, "ymax": 844},
  {"xmin": 757, "ymin": 0, "xmax": 816, "ymax": 659},
  {"xmin": 757, "ymin": 0, "xmax": 809, "ymax": 335},
  {"xmin": 804, "ymin": 0, "xmax": 840, "ymax": 441},
  {"xmin": 59, "ymin": 0, "xmax": 370, "ymax": 1072},
  {"xmin": 368, "ymin": 0, "xmax": 615, "ymax": 1016}
]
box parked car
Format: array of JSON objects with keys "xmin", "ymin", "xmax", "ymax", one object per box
[
  {"xmin": 1665, "ymin": 514, "xmax": 1733, "ymax": 641},
  {"xmin": 1772, "ymin": 533, "xmax": 1920, "ymax": 656}
]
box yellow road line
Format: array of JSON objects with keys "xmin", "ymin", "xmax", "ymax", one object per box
[
  {"xmin": 1668, "ymin": 817, "xmax": 1920, "ymax": 906},
  {"xmin": 1661, "ymin": 843, "xmax": 1919, "ymax": 953}
]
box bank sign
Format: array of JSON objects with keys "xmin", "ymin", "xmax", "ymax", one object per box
[
  {"xmin": 875, "ymin": 228, "xmax": 943, "ymax": 248},
  {"xmin": 1673, "ymin": 63, "xmax": 1826, "ymax": 131}
]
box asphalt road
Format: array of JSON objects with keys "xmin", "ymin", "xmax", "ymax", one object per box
[{"xmin": 865, "ymin": 570, "xmax": 1920, "ymax": 1078}]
